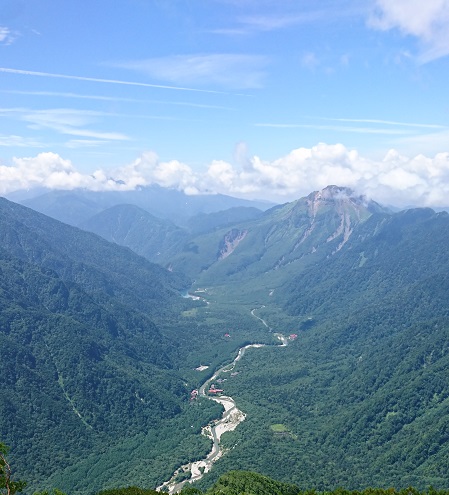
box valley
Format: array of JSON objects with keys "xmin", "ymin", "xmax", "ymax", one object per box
[
  {"xmin": 2, "ymin": 186, "xmax": 449, "ymax": 493},
  {"xmin": 159, "ymin": 343, "xmax": 268, "ymax": 494},
  {"xmin": 158, "ymin": 302, "xmax": 289, "ymax": 494}
]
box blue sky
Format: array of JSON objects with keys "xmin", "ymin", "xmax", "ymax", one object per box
[{"xmin": 1, "ymin": 0, "xmax": 449, "ymax": 206}]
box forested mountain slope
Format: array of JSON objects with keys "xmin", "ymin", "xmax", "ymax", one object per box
[
  {"xmin": 185, "ymin": 207, "xmax": 264, "ymax": 236},
  {"xmin": 79, "ymin": 204, "xmax": 189, "ymax": 264},
  {"xmin": 195, "ymin": 207, "xmax": 449, "ymax": 490},
  {"xmin": 0, "ymin": 198, "xmax": 223, "ymax": 493},
  {"xmin": 79, "ymin": 204, "xmax": 265, "ymax": 266},
  {"xmin": 0, "ymin": 198, "xmax": 187, "ymax": 316},
  {"xmin": 283, "ymin": 207, "xmax": 449, "ymax": 317},
  {"xmin": 71, "ymin": 186, "xmax": 388, "ymax": 292}
]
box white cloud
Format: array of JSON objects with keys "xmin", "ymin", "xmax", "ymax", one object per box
[
  {"xmin": 4, "ymin": 107, "xmax": 130, "ymax": 142},
  {"xmin": 113, "ymin": 54, "xmax": 268, "ymax": 90},
  {"xmin": 2, "ymin": 145, "xmax": 449, "ymax": 208},
  {"xmin": 0, "ymin": 26, "xmax": 17, "ymax": 45},
  {"xmin": 255, "ymin": 122, "xmax": 412, "ymax": 135},
  {"xmin": 0, "ymin": 153, "xmax": 95, "ymax": 194},
  {"xmin": 324, "ymin": 117, "xmax": 446, "ymax": 129},
  {"xmin": 206, "ymin": 160, "xmax": 237, "ymax": 189},
  {"xmin": 370, "ymin": 0, "xmax": 449, "ymax": 62},
  {"xmin": 237, "ymin": 12, "xmax": 328, "ymax": 31},
  {"xmin": 395, "ymin": 129, "xmax": 449, "ymax": 156},
  {"xmin": 0, "ymin": 153, "xmax": 139, "ymax": 194},
  {"xmin": 0, "ymin": 90, "xmax": 236, "ymax": 110},
  {"xmin": 111, "ymin": 144, "xmax": 449, "ymax": 208},
  {"xmin": 211, "ymin": 3, "xmax": 367, "ymax": 36},
  {"xmin": 233, "ymin": 141, "xmax": 252, "ymax": 171},
  {"xmin": 0, "ymin": 135, "xmax": 43, "ymax": 148},
  {"xmin": 0, "ymin": 27, "xmax": 10, "ymax": 42},
  {"xmin": 0, "ymin": 67, "xmax": 228, "ymax": 95},
  {"xmin": 112, "ymin": 152, "xmax": 200, "ymax": 192}
]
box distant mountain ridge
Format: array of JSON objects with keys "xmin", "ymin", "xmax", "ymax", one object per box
[
  {"xmin": 11, "ymin": 185, "xmax": 273, "ymax": 227},
  {"xmin": 9, "ymin": 185, "xmax": 387, "ymax": 288}
]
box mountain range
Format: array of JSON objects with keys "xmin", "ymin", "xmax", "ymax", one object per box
[
  {"xmin": 1, "ymin": 185, "xmax": 449, "ymax": 493},
  {"xmin": 9, "ymin": 185, "xmax": 272, "ymax": 228}
]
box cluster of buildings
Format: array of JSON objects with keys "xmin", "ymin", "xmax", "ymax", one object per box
[{"xmin": 189, "ymin": 383, "xmax": 225, "ymax": 401}]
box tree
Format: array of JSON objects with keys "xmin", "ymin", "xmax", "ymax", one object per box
[{"xmin": 0, "ymin": 443, "xmax": 26, "ymax": 495}]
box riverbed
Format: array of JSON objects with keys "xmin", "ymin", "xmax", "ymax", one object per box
[{"xmin": 156, "ymin": 309, "xmax": 285, "ymax": 494}]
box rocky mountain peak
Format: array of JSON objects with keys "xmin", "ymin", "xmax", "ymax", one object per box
[
  {"xmin": 287, "ymin": 185, "xmax": 384, "ymax": 254},
  {"xmin": 305, "ymin": 185, "xmax": 384, "ymax": 215},
  {"xmin": 308, "ymin": 185, "xmax": 360, "ymax": 204}
]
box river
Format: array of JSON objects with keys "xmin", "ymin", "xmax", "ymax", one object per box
[{"xmin": 157, "ymin": 309, "xmax": 287, "ymax": 494}]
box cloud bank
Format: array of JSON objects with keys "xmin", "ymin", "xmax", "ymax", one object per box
[{"xmin": 2, "ymin": 144, "xmax": 449, "ymax": 208}]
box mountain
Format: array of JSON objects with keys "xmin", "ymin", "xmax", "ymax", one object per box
[
  {"xmin": 96, "ymin": 471, "xmax": 448, "ymax": 495},
  {"xmin": 193, "ymin": 206, "xmax": 449, "ymax": 490},
  {"xmin": 0, "ymin": 198, "xmax": 188, "ymax": 316},
  {"xmin": 79, "ymin": 204, "xmax": 265, "ymax": 266},
  {"xmin": 15, "ymin": 186, "xmax": 273, "ymax": 227},
  {"xmin": 91, "ymin": 471, "xmax": 299, "ymax": 495},
  {"xmin": 79, "ymin": 204, "xmax": 189, "ymax": 264},
  {"xmin": 185, "ymin": 207, "xmax": 264, "ymax": 236},
  {"xmin": 205, "ymin": 471, "xmax": 300, "ymax": 495},
  {"xmin": 283, "ymin": 206, "xmax": 448, "ymax": 317},
  {"xmin": 16, "ymin": 185, "xmax": 385, "ymax": 289},
  {"xmin": 0, "ymin": 198, "xmax": 226, "ymax": 493},
  {"xmin": 166, "ymin": 186, "xmax": 388, "ymax": 288}
]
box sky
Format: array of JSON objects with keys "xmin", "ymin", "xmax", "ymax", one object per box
[{"xmin": 1, "ymin": 0, "xmax": 449, "ymax": 207}]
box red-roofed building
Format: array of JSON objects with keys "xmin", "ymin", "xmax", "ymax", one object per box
[
  {"xmin": 209, "ymin": 384, "xmax": 224, "ymax": 394},
  {"xmin": 208, "ymin": 388, "xmax": 223, "ymax": 394}
]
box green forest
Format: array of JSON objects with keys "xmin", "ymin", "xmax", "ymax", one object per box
[
  {"xmin": 2, "ymin": 191, "xmax": 449, "ymax": 494},
  {"xmin": 3, "ymin": 444, "xmax": 449, "ymax": 495}
]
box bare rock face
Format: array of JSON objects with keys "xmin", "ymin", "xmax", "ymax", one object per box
[
  {"xmin": 301, "ymin": 185, "xmax": 383, "ymax": 253},
  {"xmin": 218, "ymin": 229, "xmax": 248, "ymax": 259}
]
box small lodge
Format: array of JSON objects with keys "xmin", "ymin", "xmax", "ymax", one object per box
[{"xmin": 208, "ymin": 383, "xmax": 224, "ymax": 394}]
